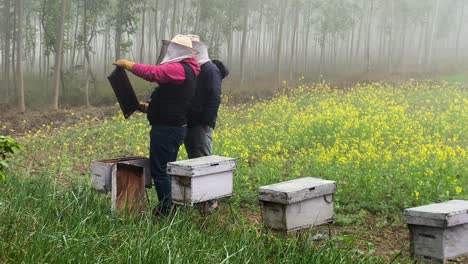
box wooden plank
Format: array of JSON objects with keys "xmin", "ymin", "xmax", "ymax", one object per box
[{"xmin": 111, "ymin": 163, "xmax": 146, "ymax": 214}]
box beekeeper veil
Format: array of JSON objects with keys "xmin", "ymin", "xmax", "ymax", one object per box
[
  {"xmin": 156, "ymin": 34, "xmax": 198, "ymax": 65},
  {"xmin": 186, "ymin": 34, "xmax": 210, "ymax": 66}
]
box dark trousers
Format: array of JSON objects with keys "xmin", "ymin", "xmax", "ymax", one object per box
[
  {"xmin": 150, "ymin": 125, "xmax": 186, "ymax": 213},
  {"xmin": 184, "ymin": 125, "xmax": 213, "ymax": 159}
]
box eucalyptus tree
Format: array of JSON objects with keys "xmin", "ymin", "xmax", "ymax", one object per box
[
  {"xmin": 81, "ymin": 0, "xmax": 108, "ymax": 106},
  {"xmin": 110, "ymin": 0, "xmax": 141, "ymax": 60},
  {"xmin": 314, "ymin": 0, "xmax": 354, "ymax": 77},
  {"xmin": 52, "ymin": 0, "xmax": 67, "ymax": 110},
  {"xmin": 1, "ymin": 0, "xmax": 13, "ymax": 105},
  {"xmin": 455, "ymin": 0, "xmax": 466, "ymax": 64},
  {"xmin": 16, "ymin": 0, "xmax": 25, "ymax": 112}
]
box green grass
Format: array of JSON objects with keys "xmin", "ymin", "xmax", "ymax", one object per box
[
  {"xmin": 1, "ymin": 81, "xmax": 467, "ymax": 263},
  {"xmin": 440, "ymin": 73, "xmax": 468, "ymax": 84},
  {"xmin": 0, "ymin": 176, "xmax": 381, "ymax": 263}
]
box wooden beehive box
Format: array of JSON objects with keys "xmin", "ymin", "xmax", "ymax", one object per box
[
  {"xmin": 259, "ymin": 177, "xmax": 337, "ymax": 232},
  {"xmin": 167, "ymin": 155, "xmax": 236, "ymax": 206},
  {"xmin": 111, "ymin": 162, "xmax": 146, "ymax": 213},
  {"xmin": 404, "ymin": 200, "xmax": 468, "ymax": 263},
  {"xmin": 91, "ymin": 157, "xmax": 152, "ymax": 192}
]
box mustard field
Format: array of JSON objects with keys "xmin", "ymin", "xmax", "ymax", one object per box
[{"xmin": 1, "ymin": 81, "xmax": 467, "ymax": 263}]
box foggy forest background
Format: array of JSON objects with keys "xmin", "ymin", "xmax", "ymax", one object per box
[{"xmin": 1, "ymin": 0, "xmax": 467, "ymax": 111}]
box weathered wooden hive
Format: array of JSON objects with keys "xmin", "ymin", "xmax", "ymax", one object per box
[
  {"xmin": 111, "ymin": 162, "xmax": 146, "ymax": 213},
  {"xmin": 259, "ymin": 177, "xmax": 337, "ymax": 232},
  {"xmin": 91, "ymin": 157, "xmax": 152, "ymax": 192},
  {"xmin": 167, "ymin": 155, "xmax": 236, "ymax": 206},
  {"xmin": 404, "ymin": 200, "xmax": 468, "ymax": 263}
]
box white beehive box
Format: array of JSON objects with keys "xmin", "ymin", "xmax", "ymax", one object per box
[
  {"xmin": 91, "ymin": 157, "xmax": 152, "ymax": 193},
  {"xmin": 404, "ymin": 200, "xmax": 468, "ymax": 263},
  {"xmin": 259, "ymin": 177, "xmax": 337, "ymax": 232},
  {"xmin": 167, "ymin": 155, "xmax": 236, "ymax": 206}
]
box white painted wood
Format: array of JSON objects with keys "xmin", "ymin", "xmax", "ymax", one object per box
[
  {"xmin": 409, "ymin": 225, "xmax": 445, "ymax": 262},
  {"xmin": 91, "ymin": 157, "xmax": 152, "ymax": 193},
  {"xmin": 285, "ymin": 194, "xmax": 334, "ymax": 230},
  {"xmin": 404, "ymin": 200, "xmax": 468, "ymax": 227},
  {"xmin": 167, "ymin": 155, "xmax": 236, "ymax": 177},
  {"xmin": 168, "ymin": 156, "xmax": 237, "ymax": 206},
  {"xmin": 259, "ymin": 177, "xmax": 337, "ymax": 204},
  {"xmin": 405, "ymin": 200, "xmax": 468, "ymax": 262},
  {"xmin": 91, "ymin": 160, "xmax": 113, "ymax": 192},
  {"xmin": 262, "ymin": 202, "xmax": 287, "ymax": 230},
  {"xmin": 172, "ymin": 170, "xmax": 234, "ymax": 206},
  {"xmin": 409, "ymin": 223, "xmax": 468, "ymax": 262},
  {"xmin": 259, "ymin": 177, "xmax": 336, "ymax": 232}
]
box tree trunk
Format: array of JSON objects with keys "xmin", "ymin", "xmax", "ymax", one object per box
[
  {"xmin": 114, "ymin": 0, "xmax": 123, "ymax": 61},
  {"xmin": 254, "ymin": 6, "xmax": 263, "ymax": 77},
  {"xmin": 3, "ymin": 0, "xmax": 11, "ymax": 105},
  {"xmin": 239, "ymin": 11, "xmax": 249, "ymax": 85},
  {"xmin": 276, "ymin": 1, "xmax": 287, "ymax": 87},
  {"xmin": 348, "ymin": 12, "xmax": 356, "ymax": 68},
  {"xmin": 70, "ymin": 6, "xmax": 80, "ymax": 71},
  {"xmin": 319, "ymin": 32, "xmax": 326, "ymax": 79},
  {"xmin": 52, "ymin": 0, "xmax": 67, "ymax": 110},
  {"xmin": 387, "ymin": 0, "xmax": 394, "ymax": 73},
  {"xmin": 83, "ymin": 0, "xmax": 90, "ymax": 106},
  {"xmin": 104, "ymin": 23, "xmax": 110, "ymax": 74},
  {"xmin": 139, "ymin": 0, "xmax": 146, "ymax": 62},
  {"xmin": 152, "ymin": 0, "xmax": 159, "ymax": 62},
  {"xmin": 304, "ymin": 19, "xmax": 310, "ymax": 74},
  {"xmin": 171, "ymin": 0, "xmax": 177, "ymax": 37},
  {"xmin": 16, "ymin": 0, "xmax": 25, "ymax": 112},
  {"xmin": 399, "ymin": 15, "xmax": 408, "ymax": 67},
  {"xmin": 289, "ymin": 3, "xmax": 299, "ymax": 81},
  {"xmin": 427, "ymin": 0, "xmax": 441, "ymax": 65},
  {"xmin": 366, "ymin": 0, "xmax": 374, "ymax": 75},
  {"xmin": 417, "ymin": 21, "xmax": 426, "ymax": 66},
  {"xmin": 455, "ymin": 1, "xmax": 465, "ymax": 64}
]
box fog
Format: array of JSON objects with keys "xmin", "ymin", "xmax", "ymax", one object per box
[{"xmin": 1, "ymin": 0, "xmax": 467, "ymax": 110}]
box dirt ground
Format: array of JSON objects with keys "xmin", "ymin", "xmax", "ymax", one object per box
[{"xmin": 0, "ymin": 106, "xmax": 119, "ymax": 137}]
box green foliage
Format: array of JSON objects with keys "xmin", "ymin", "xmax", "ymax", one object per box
[
  {"xmin": 441, "ymin": 73, "xmax": 468, "ymax": 84},
  {"xmin": 0, "ymin": 136, "xmax": 23, "ymax": 182},
  {"xmin": 3, "ymin": 81, "xmax": 466, "ymax": 262}
]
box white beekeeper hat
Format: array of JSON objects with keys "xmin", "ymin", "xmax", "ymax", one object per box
[
  {"xmin": 158, "ymin": 34, "xmax": 199, "ymax": 65},
  {"xmin": 186, "ymin": 34, "xmax": 211, "ymax": 66}
]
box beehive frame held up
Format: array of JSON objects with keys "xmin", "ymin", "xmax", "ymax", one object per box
[{"xmin": 107, "ymin": 66, "xmax": 139, "ymax": 119}]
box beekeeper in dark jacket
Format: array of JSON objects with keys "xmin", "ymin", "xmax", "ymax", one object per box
[{"xmin": 184, "ymin": 34, "xmax": 229, "ymax": 214}]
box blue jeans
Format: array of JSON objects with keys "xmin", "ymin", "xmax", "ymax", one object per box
[{"xmin": 150, "ymin": 125, "xmax": 186, "ymax": 214}]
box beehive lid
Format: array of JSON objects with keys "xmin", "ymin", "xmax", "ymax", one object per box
[
  {"xmin": 259, "ymin": 177, "xmax": 337, "ymax": 205},
  {"xmin": 404, "ymin": 200, "xmax": 468, "ymax": 227},
  {"xmin": 167, "ymin": 155, "xmax": 236, "ymax": 177}
]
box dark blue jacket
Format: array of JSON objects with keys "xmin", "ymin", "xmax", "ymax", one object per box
[{"xmin": 188, "ymin": 60, "xmax": 228, "ymax": 129}]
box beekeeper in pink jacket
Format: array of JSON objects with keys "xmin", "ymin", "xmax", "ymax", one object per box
[{"xmin": 114, "ymin": 35, "xmax": 201, "ymax": 219}]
